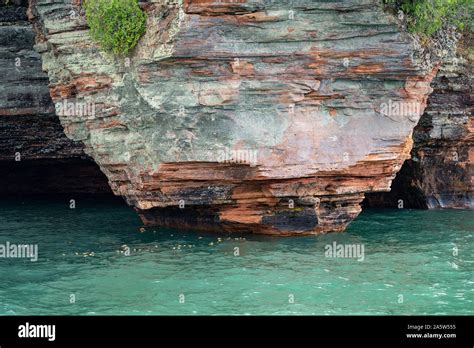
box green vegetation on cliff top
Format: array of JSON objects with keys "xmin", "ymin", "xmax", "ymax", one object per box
[
  {"xmin": 384, "ymin": 0, "xmax": 473, "ymax": 37},
  {"xmin": 83, "ymin": 0, "xmax": 146, "ymax": 55}
]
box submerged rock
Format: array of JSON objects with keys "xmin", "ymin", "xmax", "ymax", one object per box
[{"xmin": 28, "ymin": 0, "xmax": 436, "ymax": 235}]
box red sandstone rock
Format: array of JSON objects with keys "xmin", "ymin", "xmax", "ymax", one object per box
[{"xmin": 28, "ymin": 0, "xmax": 437, "ymax": 234}]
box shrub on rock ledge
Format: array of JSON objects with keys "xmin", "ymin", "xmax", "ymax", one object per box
[
  {"xmin": 383, "ymin": 0, "xmax": 473, "ymax": 37},
  {"xmin": 83, "ymin": 0, "xmax": 146, "ymax": 55}
]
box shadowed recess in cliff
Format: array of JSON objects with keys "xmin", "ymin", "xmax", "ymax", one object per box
[
  {"xmin": 364, "ymin": 48, "xmax": 473, "ymax": 209},
  {"xmin": 0, "ymin": 0, "xmax": 112, "ymax": 195}
]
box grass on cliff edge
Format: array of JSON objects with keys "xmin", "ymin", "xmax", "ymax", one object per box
[
  {"xmin": 83, "ymin": 0, "xmax": 147, "ymax": 56},
  {"xmin": 383, "ymin": 0, "xmax": 473, "ymax": 37}
]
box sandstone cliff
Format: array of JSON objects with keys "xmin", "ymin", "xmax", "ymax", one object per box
[
  {"xmin": 0, "ymin": 0, "xmax": 110, "ymax": 194},
  {"xmin": 27, "ymin": 0, "xmax": 437, "ymax": 234},
  {"xmin": 365, "ymin": 43, "xmax": 473, "ymax": 209}
]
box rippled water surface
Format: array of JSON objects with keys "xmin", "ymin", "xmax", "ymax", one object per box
[{"xmin": 0, "ymin": 196, "xmax": 472, "ymax": 315}]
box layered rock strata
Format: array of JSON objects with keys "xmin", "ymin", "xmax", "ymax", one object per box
[
  {"xmin": 29, "ymin": 0, "xmax": 436, "ymax": 234},
  {"xmin": 0, "ymin": 0, "xmax": 110, "ymax": 194},
  {"xmin": 365, "ymin": 52, "xmax": 473, "ymax": 209}
]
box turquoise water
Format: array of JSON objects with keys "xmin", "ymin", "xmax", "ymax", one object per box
[{"xmin": 0, "ymin": 196, "xmax": 472, "ymax": 315}]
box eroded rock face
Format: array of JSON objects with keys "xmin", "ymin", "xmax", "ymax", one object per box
[
  {"xmin": 365, "ymin": 53, "xmax": 473, "ymax": 209},
  {"xmin": 29, "ymin": 0, "xmax": 435, "ymax": 234},
  {"xmin": 0, "ymin": 0, "xmax": 111, "ymax": 194}
]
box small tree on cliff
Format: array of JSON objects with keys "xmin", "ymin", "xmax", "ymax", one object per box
[{"xmin": 83, "ymin": 0, "xmax": 147, "ymax": 56}]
